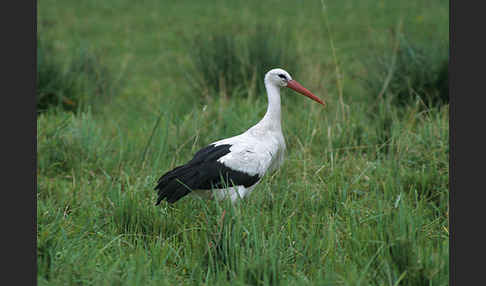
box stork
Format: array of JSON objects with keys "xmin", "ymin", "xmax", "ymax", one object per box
[{"xmin": 154, "ymin": 68, "xmax": 325, "ymax": 205}]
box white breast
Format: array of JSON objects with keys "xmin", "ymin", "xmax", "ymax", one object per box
[{"xmin": 213, "ymin": 129, "xmax": 285, "ymax": 177}]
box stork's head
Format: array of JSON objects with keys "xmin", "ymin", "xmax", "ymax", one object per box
[
  {"xmin": 265, "ymin": 68, "xmax": 293, "ymax": 87},
  {"xmin": 264, "ymin": 68, "xmax": 326, "ymax": 106}
]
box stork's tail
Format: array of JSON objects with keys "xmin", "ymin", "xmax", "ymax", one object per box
[{"xmin": 154, "ymin": 164, "xmax": 201, "ymax": 204}]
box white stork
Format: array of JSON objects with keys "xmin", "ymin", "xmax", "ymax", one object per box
[{"xmin": 155, "ymin": 68, "xmax": 325, "ymax": 204}]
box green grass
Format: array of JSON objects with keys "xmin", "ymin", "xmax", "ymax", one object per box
[
  {"xmin": 360, "ymin": 32, "xmax": 448, "ymax": 108},
  {"xmin": 189, "ymin": 24, "xmax": 300, "ymax": 99},
  {"xmin": 36, "ymin": 34, "xmax": 124, "ymax": 113},
  {"xmin": 37, "ymin": 0, "xmax": 449, "ymax": 285}
]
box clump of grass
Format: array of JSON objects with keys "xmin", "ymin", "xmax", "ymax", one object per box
[
  {"xmin": 372, "ymin": 96, "xmax": 398, "ymax": 152},
  {"xmin": 108, "ymin": 182, "xmax": 168, "ymax": 240},
  {"xmin": 190, "ymin": 32, "xmax": 244, "ymax": 98},
  {"xmin": 397, "ymin": 107, "xmax": 449, "ymax": 210},
  {"xmin": 189, "ymin": 24, "xmax": 300, "ymax": 99},
  {"xmin": 362, "ymin": 33, "xmax": 448, "ymax": 108},
  {"xmin": 243, "ymin": 24, "xmax": 300, "ymax": 95},
  {"xmin": 36, "ymin": 110, "xmax": 116, "ymax": 177},
  {"xmin": 37, "ymin": 36, "xmax": 122, "ymax": 113},
  {"xmin": 37, "ymin": 36, "xmax": 73, "ymax": 112},
  {"xmin": 200, "ymin": 200, "xmax": 284, "ymax": 285}
]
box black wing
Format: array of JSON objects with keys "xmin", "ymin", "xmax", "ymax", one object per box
[{"xmin": 154, "ymin": 144, "xmax": 260, "ymax": 204}]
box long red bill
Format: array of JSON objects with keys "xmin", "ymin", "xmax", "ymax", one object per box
[{"xmin": 286, "ymin": 80, "xmax": 326, "ymax": 107}]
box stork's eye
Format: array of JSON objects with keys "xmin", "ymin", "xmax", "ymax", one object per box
[{"xmin": 278, "ymin": 74, "xmax": 287, "ymax": 80}]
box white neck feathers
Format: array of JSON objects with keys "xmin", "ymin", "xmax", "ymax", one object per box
[{"xmin": 258, "ymin": 81, "xmax": 282, "ymax": 131}]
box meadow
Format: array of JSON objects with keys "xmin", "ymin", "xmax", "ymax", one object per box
[{"xmin": 37, "ymin": 0, "xmax": 449, "ymax": 285}]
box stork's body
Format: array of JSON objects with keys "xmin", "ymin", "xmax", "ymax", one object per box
[{"xmin": 155, "ymin": 68, "xmax": 325, "ymax": 205}]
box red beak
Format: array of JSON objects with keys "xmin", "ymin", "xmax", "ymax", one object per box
[{"xmin": 286, "ymin": 80, "xmax": 326, "ymax": 107}]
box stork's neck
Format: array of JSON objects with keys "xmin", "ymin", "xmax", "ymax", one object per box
[{"xmin": 259, "ymin": 82, "xmax": 282, "ymax": 132}]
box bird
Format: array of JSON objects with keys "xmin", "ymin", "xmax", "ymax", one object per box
[{"xmin": 154, "ymin": 68, "xmax": 325, "ymax": 205}]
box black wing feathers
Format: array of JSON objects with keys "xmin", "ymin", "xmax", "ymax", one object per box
[{"xmin": 154, "ymin": 144, "xmax": 260, "ymax": 204}]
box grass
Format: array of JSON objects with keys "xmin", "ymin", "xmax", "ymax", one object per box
[
  {"xmin": 37, "ymin": 0, "xmax": 449, "ymax": 285},
  {"xmin": 189, "ymin": 24, "xmax": 300, "ymax": 100},
  {"xmin": 360, "ymin": 32, "xmax": 449, "ymax": 108},
  {"xmin": 36, "ymin": 33, "xmax": 125, "ymax": 113}
]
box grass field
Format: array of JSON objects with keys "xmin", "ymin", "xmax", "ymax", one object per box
[{"xmin": 37, "ymin": 0, "xmax": 449, "ymax": 285}]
